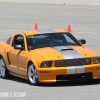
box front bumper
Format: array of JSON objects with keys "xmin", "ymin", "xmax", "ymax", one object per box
[{"xmin": 37, "ymin": 64, "xmax": 100, "ymax": 83}]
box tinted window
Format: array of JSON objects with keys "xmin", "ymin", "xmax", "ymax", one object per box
[{"xmin": 6, "ymin": 37, "xmax": 11, "ymax": 44}]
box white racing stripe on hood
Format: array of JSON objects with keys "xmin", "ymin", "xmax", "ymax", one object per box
[
  {"xmin": 53, "ymin": 46, "xmax": 76, "ymax": 74},
  {"xmin": 68, "ymin": 50, "xmax": 85, "ymax": 73},
  {"xmin": 53, "ymin": 46, "xmax": 73, "ymax": 59},
  {"xmin": 68, "ymin": 50, "xmax": 82, "ymax": 58}
]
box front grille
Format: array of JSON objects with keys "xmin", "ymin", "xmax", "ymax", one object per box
[
  {"xmin": 55, "ymin": 58, "xmax": 91, "ymax": 67},
  {"xmin": 56, "ymin": 72, "xmax": 93, "ymax": 80}
]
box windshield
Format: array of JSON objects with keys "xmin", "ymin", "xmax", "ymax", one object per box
[{"xmin": 26, "ymin": 33, "xmax": 81, "ymax": 50}]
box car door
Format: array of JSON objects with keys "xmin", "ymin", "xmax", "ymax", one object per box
[{"xmin": 8, "ymin": 34, "xmax": 28, "ymax": 75}]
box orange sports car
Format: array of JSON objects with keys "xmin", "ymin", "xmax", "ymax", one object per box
[{"xmin": 0, "ymin": 29, "xmax": 100, "ymax": 85}]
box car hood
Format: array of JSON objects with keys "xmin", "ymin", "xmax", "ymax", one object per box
[{"xmin": 31, "ymin": 46, "xmax": 99, "ymax": 61}]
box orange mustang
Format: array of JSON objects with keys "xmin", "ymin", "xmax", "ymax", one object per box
[{"xmin": 0, "ymin": 29, "xmax": 100, "ymax": 85}]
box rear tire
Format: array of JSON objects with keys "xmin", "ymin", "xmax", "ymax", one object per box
[
  {"xmin": 27, "ymin": 63, "xmax": 39, "ymax": 85},
  {"xmin": 0, "ymin": 56, "xmax": 9, "ymax": 79}
]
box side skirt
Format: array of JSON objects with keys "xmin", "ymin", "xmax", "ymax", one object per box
[{"xmin": 9, "ymin": 70, "xmax": 28, "ymax": 80}]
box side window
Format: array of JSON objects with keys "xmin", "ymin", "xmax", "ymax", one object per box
[
  {"xmin": 6, "ymin": 37, "xmax": 12, "ymax": 44},
  {"xmin": 12, "ymin": 35, "xmax": 24, "ymax": 47}
]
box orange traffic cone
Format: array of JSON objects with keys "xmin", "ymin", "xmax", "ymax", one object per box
[
  {"xmin": 67, "ymin": 24, "xmax": 72, "ymax": 32},
  {"xmin": 34, "ymin": 23, "xmax": 38, "ymax": 30}
]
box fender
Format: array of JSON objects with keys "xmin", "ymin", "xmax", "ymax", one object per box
[
  {"xmin": 26, "ymin": 54, "xmax": 45, "ymax": 70},
  {"xmin": 0, "ymin": 49, "xmax": 9, "ymax": 67},
  {"xmin": 27, "ymin": 56, "xmax": 38, "ymax": 70}
]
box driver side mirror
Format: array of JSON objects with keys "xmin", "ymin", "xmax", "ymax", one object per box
[
  {"xmin": 14, "ymin": 45, "xmax": 24, "ymax": 50},
  {"xmin": 79, "ymin": 39, "xmax": 86, "ymax": 44}
]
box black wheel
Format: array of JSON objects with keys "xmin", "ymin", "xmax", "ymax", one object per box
[
  {"xmin": 87, "ymin": 79, "xmax": 100, "ymax": 83},
  {"xmin": 0, "ymin": 56, "xmax": 9, "ymax": 79},
  {"xmin": 27, "ymin": 63, "xmax": 39, "ymax": 85}
]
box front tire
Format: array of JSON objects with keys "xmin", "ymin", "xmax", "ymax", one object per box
[
  {"xmin": 28, "ymin": 63, "xmax": 39, "ymax": 85},
  {"xmin": 0, "ymin": 56, "xmax": 9, "ymax": 79}
]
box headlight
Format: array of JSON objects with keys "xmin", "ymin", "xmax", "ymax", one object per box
[
  {"xmin": 40, "ymin": 61, "xmax": 52, "ymax": 68},
  {"xmin": 93, "ymin": 57, "xmax": 100, "ymax": 64}
]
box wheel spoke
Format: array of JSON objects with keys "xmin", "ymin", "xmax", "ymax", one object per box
[
  {"xmin": 1, "ymin": 70, "xmax": 3, "ymax": 76},
  {"xmin": 1, "ymin": 70, "xmax": 4, "ymax": 76},
  {"xmin": 32, "ymin": 76, "xmax": 36, "ymax": 83},
  {"xmin": 30, "ymin": 65, "xmax": 35, "ymax": 72},
  {"xmin": 0, "ymin": 65, "xmax": 5, "ymax": 77},
  {"xmin": 34, "ymin": 70, "xmax": 38, "ymax": 78},
  {"xmin": 2, "ymin": 71, "xmax": 4, "ymax": 76},
  {"xmin": 1, "ymin": 59, "xmax": 5, "ymax": 66},
  {"xmin": 35, "ymin": 74, "xmax": 38, "ymax": 78},
  {"xmin": 29, "ymin": 72, "xmax": 33, "ymax": 77}
]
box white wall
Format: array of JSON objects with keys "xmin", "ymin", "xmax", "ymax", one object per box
[{"xmin": 0, "ymin": 0, "xmax": 100, "ymax": 5}]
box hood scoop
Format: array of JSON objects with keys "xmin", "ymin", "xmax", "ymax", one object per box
[
  {"xmin": 53, "ymin": 46, "xmax": 73, "ymax": 51},
  {"xmin": 60, "ymin": 48, "xmax": 73, "ymax": 51}
]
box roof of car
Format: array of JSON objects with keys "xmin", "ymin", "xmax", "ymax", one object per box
[{"xmin": 23, "ymin": 29, "xmax": 68, "ymax": 36}]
